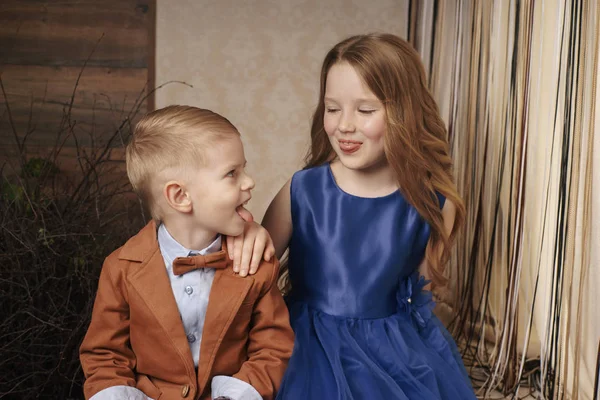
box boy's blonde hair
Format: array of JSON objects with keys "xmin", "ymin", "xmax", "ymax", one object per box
[{"xmin": 126, "ymin": 105, "xmax": 239, "ymax": 220}]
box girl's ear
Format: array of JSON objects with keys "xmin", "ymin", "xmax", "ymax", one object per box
[{"xmin": 163, "ymin": 181, "xmax": 192, "ymax": 213}]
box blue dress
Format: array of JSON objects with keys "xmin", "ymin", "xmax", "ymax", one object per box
[{"xmin": 276, "ymin": 164, "xmax": 477, "ymax": 399}]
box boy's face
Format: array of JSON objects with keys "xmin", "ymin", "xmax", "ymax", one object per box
[{"xmin": 185, "ymin": 134, "xmax": 254, "ymax": 237}]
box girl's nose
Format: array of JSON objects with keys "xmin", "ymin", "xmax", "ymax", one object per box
[{"xmin": 338, "ymin": 112, "xmax": 356, "ymax": 133}]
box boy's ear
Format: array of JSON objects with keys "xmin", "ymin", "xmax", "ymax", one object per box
[{"xmin": 163, "ymin": 180, "xmax": 192, "ymax": 213}]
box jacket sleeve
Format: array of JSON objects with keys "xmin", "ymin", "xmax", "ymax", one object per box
[
  {"xmin": 79, "ymin": 254, "xmax": 138, "ymax": 399},
  {"xmin": 232, "ymin": 259, "xmax": 294, "ymax": 400}
]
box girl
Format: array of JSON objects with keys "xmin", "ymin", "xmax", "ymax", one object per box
[{"xmin": 240, "ymin": 33, "xmax": 476, "ymax": 399}]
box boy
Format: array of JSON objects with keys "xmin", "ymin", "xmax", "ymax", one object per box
[{"xmin": 80, "ymin": 105, "xmax": 294, "ymax": 400}]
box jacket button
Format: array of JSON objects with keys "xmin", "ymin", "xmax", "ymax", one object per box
[{"xmin": 181, "ymin": 384, "xmax": 190, "ymax": 398}]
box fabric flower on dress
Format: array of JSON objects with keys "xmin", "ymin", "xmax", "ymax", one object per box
[{"xmin": 397, "ymin": 271, "xmax": 435, "ymax": 329}]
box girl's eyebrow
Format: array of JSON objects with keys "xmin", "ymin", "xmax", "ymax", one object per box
[{"xmin": 324, "ymin": 96, "xmax": 380, "ymax": 103}]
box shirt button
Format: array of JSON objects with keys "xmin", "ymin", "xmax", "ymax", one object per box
[
  {"xmin": 185, "ymin": 285, "xmax": 193, "ymax": 295},
  {"xmin": 186, "ymin": 333, "xmax": 196, "ymax": 343}
]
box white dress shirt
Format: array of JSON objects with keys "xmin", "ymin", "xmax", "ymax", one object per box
[
  {"xmin": 89, "ymin": 224, "xmax": 261, "ymax": 400},
  {"xmin": 158, "ymin": 224, "xmax": 220, "ymax": 367}
]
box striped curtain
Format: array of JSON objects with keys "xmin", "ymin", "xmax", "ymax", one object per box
[{"xmin": 408, "ymin": 1, "xmax": 600, "ymax": 398}]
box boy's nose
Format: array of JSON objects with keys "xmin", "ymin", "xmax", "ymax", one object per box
[{"xmin": 242, "ymin": 172, "xmax": 255, "ymax": 191}]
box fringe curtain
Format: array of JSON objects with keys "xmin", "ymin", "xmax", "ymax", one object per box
[{"xmin": 408, "ymin": 1, "xmax": 600, "ymax": 398}]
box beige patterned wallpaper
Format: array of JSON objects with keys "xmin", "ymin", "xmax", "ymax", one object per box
[{"xmin": 156, "ymin": 0, "xmax": 409, "ymax": 221}]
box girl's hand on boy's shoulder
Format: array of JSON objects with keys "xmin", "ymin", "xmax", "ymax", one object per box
[{"xmin": 226, "ymin": 220, "xmax": 275, "ymax": 277}]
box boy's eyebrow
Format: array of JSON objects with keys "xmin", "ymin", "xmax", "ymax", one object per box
[{"xmin": 223, "ymin": 160, "xmax": 247, "ymax": 170}]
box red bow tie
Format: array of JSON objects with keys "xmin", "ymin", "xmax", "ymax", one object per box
[{"xmin": 172, "ymin": 249, "xmax": 229, "ymax": 276}]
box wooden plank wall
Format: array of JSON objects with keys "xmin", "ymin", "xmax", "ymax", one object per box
[{"xmin": 0, "ymin": 0, "xmax": 155, "ymax": 171}]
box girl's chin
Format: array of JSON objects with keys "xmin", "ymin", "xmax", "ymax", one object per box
[{"xmin": 337, "ymin": 156, "xmax": 387, "ymax": 172}]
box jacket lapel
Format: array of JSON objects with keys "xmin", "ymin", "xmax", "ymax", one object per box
[
  {"xmin": 196, "ymin": 266, "xmax": 253, "ymax": 391},
  {"xmin": 121, "ymin": 222, "xmax": 196, "ymax": 378},
  {"xmin": 119, "ymin": 224, "xmax": 252, "ymax": 392}
]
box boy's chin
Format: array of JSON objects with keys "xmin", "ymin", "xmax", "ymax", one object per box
[{"xmin": 221, "ymin": 219, "xmax": 245, "ymax": 237}]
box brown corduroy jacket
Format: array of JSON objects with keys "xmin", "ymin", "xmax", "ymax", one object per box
[{"xmin": 80, "ymin": 221, "xmax": 294, "ymax": 400}]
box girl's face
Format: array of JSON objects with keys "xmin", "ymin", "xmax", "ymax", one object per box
[{"xmin": 323, "ymin": 62, "xmax": 388, "ymax": 173}]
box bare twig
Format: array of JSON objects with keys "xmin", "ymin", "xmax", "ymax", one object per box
[{"xmin": 0, "ymin": 74, "xmax": 24, "ymax": 158}]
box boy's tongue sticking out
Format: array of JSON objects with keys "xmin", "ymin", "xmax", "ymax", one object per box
[{"xmin": 236, "ymin": 205, "xmax": 253, "ymax": 223}]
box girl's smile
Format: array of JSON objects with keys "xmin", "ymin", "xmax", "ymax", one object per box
[{"xmin": 338, "ymin": 139, "xmax": 362, "ymax": 154}]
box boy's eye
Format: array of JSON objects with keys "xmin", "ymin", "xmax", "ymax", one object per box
[{"xmin": 226, "ymin": 170, "xmax": 236, "ymax": 177}]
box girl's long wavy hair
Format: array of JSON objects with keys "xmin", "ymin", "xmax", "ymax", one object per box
[{"xmin": 291, "ymin": 33, "xmax": 465, "ymax": 287}]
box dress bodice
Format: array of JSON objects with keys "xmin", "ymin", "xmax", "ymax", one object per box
[{"xmin": 287, "ymin": 164, "xmax": 444, "ymax": 319}]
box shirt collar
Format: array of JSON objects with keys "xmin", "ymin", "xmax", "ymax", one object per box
[{"xmin": 157, "ymin": 223, "xmax": 222, "ymax": 261}]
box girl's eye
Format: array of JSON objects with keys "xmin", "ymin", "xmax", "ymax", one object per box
[
  {"xmin": 359, "ymin": 109, "xmax": 376, "ymax": 114},
  {"xmin": 325, "ymin": 108, "xmax": 339, "ymax": 113}
]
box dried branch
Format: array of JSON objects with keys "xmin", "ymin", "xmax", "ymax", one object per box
[{"xmin": 0, "ymin": 63, "xmax": 189, "ymax": 399}]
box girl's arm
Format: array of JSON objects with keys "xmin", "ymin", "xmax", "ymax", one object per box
[
  {"xmin": 418, "ymin": 199, "xmax": 457, "ymax": 285},
  {"xmin": 262, "ymin": 178, "xmax": 293, "ymax": 260}
]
